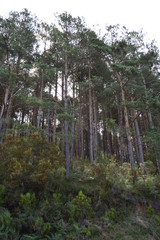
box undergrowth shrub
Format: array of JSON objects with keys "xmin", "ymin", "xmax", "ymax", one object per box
[
  {"xmin": 67, "ymin": 190, "xmax": 94, "ymax": 222},
  {"xmin": 19, "ymin": 192, "xmax": 36, "ymax": 210},
  {"xmin": 146, "ymin": 204, "xmax": 155, "ymax": 216},
  {"xmin": 0, "ymin": 133, "xmax": 65, "ymax": 195}
]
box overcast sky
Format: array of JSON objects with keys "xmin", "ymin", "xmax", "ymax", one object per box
[{"xmin": 0, "ymin": 0, "xmax": 160, "ymax": 48}]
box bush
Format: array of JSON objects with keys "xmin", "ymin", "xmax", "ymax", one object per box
[
  {"xmin": 0, "ymin": 133, "xmax": 65, "ymax": 195},
  {"xmin": 19, "ymin": 192, "xmax": 36, "ymax": 210},
  {"xmin": 67, "ymin": 190, "xmax": 94, "ymax": 222}
]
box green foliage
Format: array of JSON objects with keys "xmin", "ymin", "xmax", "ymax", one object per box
[
  {"xmin": 146, "ymin": 204, "xmax": 155, "ymax": 216},
  {"xmin": 105, "ymin": 208, "xmax": 116, "ymax": 221},
  {"xmin": 43, "ymin": 222, "xmax": 51, "ymax": 234},
  {"xmin": 106, "ymin": 118, "xmax": 117, "ymax": 133},
  {"xmin": 11, "ymin": 122, "xmax": 45, "ymax": 137},
  {"xmin": 0, "ymin": 139, "xmax": 160, "ymax": 239},
  {"xmin": 156, "ymin": 215, "xmax": 160, "ymax": 225},
  {"xmin": 0, "ymin": 207, "xmax": 17, "ymax": 239},
  {"xmin": 67, "ymin": 190, "xmax": 94, "ymax": 222},
  {"xmin": 19, "ymin": 192, "xmax": 36, "ymax": 210},
  {"xmin": 33, "ymin": 216, "xmax": 44, "ymax": 233},
  {"xmin": 70, "ymin": 223, "xmax": 92, "ymax": 238},
  {"xmin": 0, "ymin": 133, "xmax": 65, "ymax": 194},
  {"xmin": 0, "ymin": 207, "xmax": 11, "ymax": 229},
  {"xmin": 1, "ymin": 8, "xmax": 160, "ymax": 239}
]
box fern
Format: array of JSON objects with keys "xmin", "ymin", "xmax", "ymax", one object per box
[
  {"xmin": 0, "ymin": 207, "xmax": 19, "ymax": 239},
  {"xmin": 0, "ymin": 207, "xmax": 11, "ymax": 229}
]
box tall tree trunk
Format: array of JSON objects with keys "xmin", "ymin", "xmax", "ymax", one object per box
[
  {"xmin": 130, "ymin": 94, "xmax": 144, "ymax": 165},
  {"xmin": 134, "ymin": 127, "xmax": 140, "ymax": 165},
  {"xmin": 0, "ymin": 89, "xmax": 14, "ymax": 142},
  {"xmin": 71, "ymin": 76, "xmax": 75, "ymax": 161},
  {"xmin": 134, "ymin": 114, "xmax": 144, "ymax": 165},
  {"xmin": 0, "ymin": 85, "xmax": 10, "ymax": 120},
  {"xmin": 93, "ymin": 90, "xmax": 98, "ymax": 161},
  {"xmin": 0, "ymin": 85, "xmax": 10, "ymax": 134},
  {"xmin": 102, "ymin": 112, "xmax": 108, "ymax": 156},
  {"xmin": 60, "ymin": 72, "xmax": 65, "ymax": 153},
  {"xmin": 53, "ymin": 70, "xmax": 58, "ymax": 143},
  {"xmin": 79, "ymin": 88, "xmax": 84, "ymax": 164},
  {"xmin": 64, "ymin": 55, "xmax": 70, "ymax": 177},
  {"xmin": 118, "ymin": 98, "xmax": 126, "ymax": 164},
  {"xmin": 116, "ymin": 73, "xmax": 135, "ymax": 172},
  {"xmin": 37, "ymin": 71, "xmax": 43, "ymax": 128},
  {"xmin": 88, "ymin": 63, "xmax": 94, "ymax": 164},
  {"xmin": 47, "ymin": 85, "xmax": 52, "ymax": 142},
  {"xmin": 102, "ymin": 108, "xmax": 112, "ymax": 157}
]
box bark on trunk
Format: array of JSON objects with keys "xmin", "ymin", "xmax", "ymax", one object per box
[
  {"xmin": 93, "ymin": 90, "xmax": 98, "ymax": 161},
  {"xmin": 134, "ymin": 115, "xmax": 144, "ymax": 164},
  {"xmin": 89, "ymin": 64, "xmax": 94, "ymax": 164},
  {"xmin": 71, "ymin": 76, "xmax": 75, "ymax": 161},
  {"xmin": 37, "ymin": 71, "xmax": 43, "ymax": 128},
  {"xmin": 64, "ymin": 56, "xmax": 70, "ymax": 177},
  {"xmin": 0, "ymin": 85, "xmax": 10, "ymax": 120},
  {"xmin": 102, "ymin": 109, "xmax": 107, "ymax": 155},
  {"xmin": 116, "ymin": 73, "xmax": 135, "ymax": 172},
  {"xmin": 79, "ymin": 89, "xmax": 84, "ymax": 164},
  {"xmin": 53, "ymin": 70, "xmax": 58, "ymax": 143},
  {"xmin": 0, "ymin": 90, "xmax": 14, "ymax": 142},
  {"xmin": 118, "ymin": 99, "xmax": 126, "ymax": 164}
]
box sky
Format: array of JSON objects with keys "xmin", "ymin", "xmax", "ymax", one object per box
[{"xmin": 0, "ymin": 0, "xmax": 160, "ymax": 48}]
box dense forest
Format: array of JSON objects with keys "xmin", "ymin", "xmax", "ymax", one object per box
[{"xmin": 0, "ymin": 9, "xmax": 160, "ymax": 239}]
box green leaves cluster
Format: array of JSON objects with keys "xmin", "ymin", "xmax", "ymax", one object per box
[{"xmin": 0, "ymin": 133, "xmax": 65, "ymax": 194}]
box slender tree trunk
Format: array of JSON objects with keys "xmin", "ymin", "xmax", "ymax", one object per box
[
  {"xmin": 64, "ymin": 55, "xmax": 70, "ymax": 177},
  {"xmin": 93, "ymin": 90, "xmax": 98, "ymax": 161},
  {"xmin": 130, "ymin": 94, "xmax": 144, "ymax": 165},
  {"xmin": 102, "ymin": 114, "xmax": 108, "ymax": 156},
  {"xmin": 21, "ymin": 107, "xmax": 25, "ymax": 125},
  {"xmin": 102, "ymin": 108, "xmax": 112, "ymax": 157},
  {"xmin": 134, "ymin": 115, "xmax": 144, "ymax": 164},
  {"xmin": 53, "ymin": 70, "xmax": 58, "ymax": 143},
  {"xmin": 37, "ymin": 71, "xmax": 43, "ymax": 128},
  {"xmin": 132, "ymin": 120, "xmax": 141, "ymax": 165},
  {"xmin": 0, "ymin": 89, "xmax": 14, "ymax": 142},
  {"xmin": 116, "ymin": 73, "xmax": 135, "ymax": 172},
  {"xmin": 79, "ymin": 89, "xmax": 84, "ymax": 164},
  {"xmin": 118, "ymin": 98, "xmax": 126, "ymax": 164},
  {"xmin": 113, "ymin": 135, "xmax": 120, "ymax": 160},
  {"xmin": 71, "ymin": 76, "xmax": 75, "ymax": 161},
  {"xmin": 32, "ymin": 107, "xmax": 38, "ymax": 126},
  {"xmin": 0, "ymin": 85, "xmax": 10, "ymax": 134},
  {"xmin": 60, "ymin": 72, "xmax": 65, "ymax": 153},
  {"xmin": 0, "ymin": 85, "xmax": 10, "ymax": 120},
  {"xmin": 88, "ymin": 63, "xmax": 94, "ymax": 164},
  {"xmin": 47, "ymin": 85, "xmax": 52, "ymax": 142}
]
